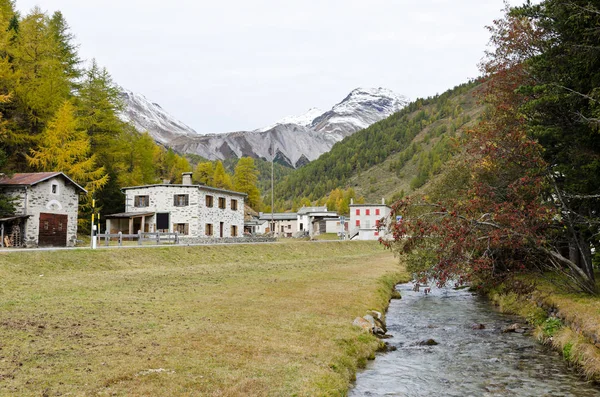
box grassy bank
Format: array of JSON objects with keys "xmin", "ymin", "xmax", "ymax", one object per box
[
  {"xmin": 0, "ymin": 241, "xmax": 408, "ymax": 396},
  {"xmin": 489, "ymin": 276, "xmax": 600, "ymax": 381}
]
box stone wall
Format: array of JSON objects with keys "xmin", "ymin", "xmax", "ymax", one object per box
[
  {"xmin": 124, "ymin": 184, "xmax": 245, "ymax": 238},
  {"xmin": 2, "ymin": 177, "xmax": 80, "ymax": 247}
]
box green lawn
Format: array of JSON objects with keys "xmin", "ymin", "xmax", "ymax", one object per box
[{"xmin": 0, "ymin": 241, "xmax": 407, "ymax": 396}]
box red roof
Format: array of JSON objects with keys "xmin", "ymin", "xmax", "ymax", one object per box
[{"xmin": 0, "ymin": 172, "xmax": 86, "ymax": 193}]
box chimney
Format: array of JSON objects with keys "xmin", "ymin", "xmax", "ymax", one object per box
[
  {"xmin": 182, "ymin": 172, "xmax": 192, "ymax": 185},
  {"xmin": 382, "ymin": 197, "xmax": 385, "ymax": 205},
  {"xmin": 350, "ymin": 198, "xmax": 354, "ymax": 205}
]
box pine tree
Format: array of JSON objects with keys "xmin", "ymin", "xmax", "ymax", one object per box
[
  {"xmin": 193, "ymin": 161, "xmax": 215, "ymax": 186},
  {"xmin": 233, "ymin": 157, "xmax": 261, "ymax": 209},
  {"xmin": 12, "ymin": 7, "xmax": 71, "ymax": 128},
  {"xmin": 27, "ymin": 100, "xmax": 108, "ymax": 193},
  {"xmin": 49, "ymin": 11, "xmax": 81, "ymax": 82},
  {"xmin": 213, "ymin": 160, "xmax": 233, "ymax": 190}
]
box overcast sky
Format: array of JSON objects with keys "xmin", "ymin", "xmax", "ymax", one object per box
[{"xmin": 17, "ymin": 0, "xmax": 519, "ymax": 133}]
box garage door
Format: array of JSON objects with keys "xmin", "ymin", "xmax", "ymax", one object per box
[{"xmin": 38, "ymin": 213, "xmax": 68, "ymax": 247}]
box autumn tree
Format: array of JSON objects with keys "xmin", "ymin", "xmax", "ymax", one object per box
[
  {"xmin": 382, "ymin": 4, "xmax": 598, "ymax": 294},
  {"xmin": 233, "ymin": 157, "xmax": 261, "ymax": 209},
  {"xmin": 27, "ymin": 100, "xmax": 108, "ymax": 193},
  {"xmin": 213, "ymin": 160, "xmax": 233, "ymax": 190},
  {"xmin": 193, "ymin": 161, "xmax": 215, "ymax": 186}
]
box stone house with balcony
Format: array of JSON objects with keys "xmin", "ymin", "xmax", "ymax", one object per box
[
  {"xmin": 105, "ymin": 173, "xmax": 245, "ymax": 239},
  {"xmin": 349, "ymin": 199, "xmax": 391, "ymax": 240},
  {"xmin": 0, "ymin": 172, "xmax": 86, "ymax": 247}
]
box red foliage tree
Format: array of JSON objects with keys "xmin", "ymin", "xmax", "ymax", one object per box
[{"xmin": 382, "ymin": 6, "xmax": 597, "ymax": 294}]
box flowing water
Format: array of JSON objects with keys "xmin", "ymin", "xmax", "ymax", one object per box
[{"xmin": 350, "ymin": 283, "xmax": 600, "ymax": 397}]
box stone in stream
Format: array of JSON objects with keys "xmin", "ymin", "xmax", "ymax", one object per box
[
  {"xmin": 502, "ymin": 323, "xmax": 528, "ymax": 333},
  {"xmin": 471, "ymin": 323, "xmax": 486, "ymax": 330},
  {"xmin": 417, "ymin": 339, "xmax": 439, "ymax": 346}
]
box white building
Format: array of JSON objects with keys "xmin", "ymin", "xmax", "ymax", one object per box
[
  {"xmin": 0, "ymin": 172, "xmax": 86, "ymax": 247},
  {"xmin": 257, "ymin": 212, "xmax": 298, "ymax": 237},
  {"xmin": 297, "ymin": 206, "xmax": 339, "ymax": 238},
  {"xmin": 349, "ymin": 200, "xmax": 391, "ymax": 240},
  {"xmin": 106, "ymin": 173, "xmax": 245, "ymax": 239}
]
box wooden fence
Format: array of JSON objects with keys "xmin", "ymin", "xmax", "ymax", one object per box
[{"xmin": 97, "ymin": 231, "xmax": 180, "ymax": 247}]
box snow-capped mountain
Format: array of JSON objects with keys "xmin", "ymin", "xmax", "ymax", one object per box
[
  {"xmin": 119, "ymin": 90, "xmax": 198, "ymax": 144},
  {"xmin": 255, "ymin": 107, "xmax": 324, "ymax": 132},
  {"xmin": 311, "ymin": 88, "xmax": 408, "ymax": 138},
  {"xmin": 120, "ymin": 87, "xmax": 408, "ymax": 168}
]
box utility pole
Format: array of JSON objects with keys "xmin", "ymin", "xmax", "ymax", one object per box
[{"xmin": 271, "ymin": 140, "xmax": 275, "ymax": 235}]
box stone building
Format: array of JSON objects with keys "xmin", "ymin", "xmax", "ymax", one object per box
[
  {"xmin": 106, "ymin": 173, "xmax": 245, "ymax": 239},
  {"xmin": 0, "ymin": 172, "xmax": 86, "ymax": 247}
]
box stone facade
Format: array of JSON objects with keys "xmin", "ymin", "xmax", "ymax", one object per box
[
  {"xmin": 0, "ymin": 173, "xmax": 84, "ymax": 247},
  {"xmin": 122, "ymin": 183, "xmax": 245, "ymax": 239}
]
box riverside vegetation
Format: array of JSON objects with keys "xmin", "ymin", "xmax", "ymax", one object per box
[{"xmin": 0, "ymin": 241, "xmax": 409, "ymax": 396}]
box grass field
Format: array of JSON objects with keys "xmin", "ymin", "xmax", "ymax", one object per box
[{"xmin": 0, "ymin": 241, "xmax": 407, "ymax": 396}]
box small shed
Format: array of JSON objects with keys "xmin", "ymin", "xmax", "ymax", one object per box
[{"xmin": 0, "ymin": 172, "xmax": 86, "ymax": 247}]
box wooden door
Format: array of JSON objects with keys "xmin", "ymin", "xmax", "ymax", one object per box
[{"xmin": 38, "ymin": 213, "xmax": 68, "ymax": 247}]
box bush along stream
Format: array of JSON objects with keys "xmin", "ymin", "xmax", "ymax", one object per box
[{"xmin": 350, "ymin": 282, "xmax": 600, "ymax": 396}]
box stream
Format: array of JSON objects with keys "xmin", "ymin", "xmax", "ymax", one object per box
[{"xmin": 350, "ymin": 283, "xmax": 600, "ymax": 396}]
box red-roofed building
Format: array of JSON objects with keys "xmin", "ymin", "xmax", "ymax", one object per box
[{"xmin": 0, "ymin": 172, "xmax": 86, "ymax": 247}]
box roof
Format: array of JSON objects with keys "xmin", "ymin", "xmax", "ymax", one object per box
[
  {"xmin": 0, "ymin": 215, "xmax": 31, "ymax": 222},
  {"xmin": 259, "ymin": 212, "xmax": 297, "ymax": 221},
  {"xmin": 0, "ymin": 172, "xmax": 87, "ymax": 193},
  {"xmin": 104, "ymin": 211, "xmax": 155, "ymax": 219},
  {"xmin": 122, "ymin": 183, "xmax": 247, "ymax": 197},
  {"xmin": 298, "ymin": 206, "xmax": 330, "ymax": 215},
  {"xmin": 350, "ymin": 204, "xmax": 391, "ymax": 208}
]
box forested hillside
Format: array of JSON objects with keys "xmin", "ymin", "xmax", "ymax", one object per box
[{"xmin": 274, "ymin": 81, "xmax": 485, "ymax": 205}]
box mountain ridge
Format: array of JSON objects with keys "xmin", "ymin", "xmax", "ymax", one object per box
[{"xmin": 119, "ymin": 87, "xmax": 408, "ymax": 168}]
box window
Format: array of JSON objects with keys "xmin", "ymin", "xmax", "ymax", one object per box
[
  {"xmin": 281, "ymin": 226, "xmax": 285, "ymax": 232},
  {"xmin": 356, "ymin": 209, "xmax": 360, "ymax": 216},
  {"xmin": 51, "ymin": 183, "xmax": 58, "ymax": 194},
  {"xmin": 231, "ymin": 225, "xmax": 238, "ymax": 237},
  {"xmin": 366, "ymin": 209, "xmax": 370, "ymax": 216},
  {"xmin": 231, "ymin": 199, "xmax": 238, "ymax": 211},
  {"xmin": 218, "ymin": 197, "xmax": 226, "ymax": 209},
  {"xmin": 299, "ymin": 223, "xmax": 303, "ymax": 231},
  {"xmin": 287, "ymin": 225, "xmax": 291, "ymax": 230},
  {"xmin": 174, "ymin": 194, "xmax": 189, "ymax": 207},
  {"xmin": 206, "ymin": 195, "xmax": 214, "ymax": 208},
  {"xmin": 356, "ymin": 220, "xmax": 360, "ymax": 227},
  {"xmin": 174, "ymin": 223, "xmax": 189, "ymax": 235},
  {"xmin": 205, "ymin": 223, "xmax": 213, "ymax": 236},
  {"xmin": 134, "ymin": 195, "xmax": 149, "ymax": 207},
  {"xmin": 376, "ymin": 209, "xmax": 380, "ymax": 216}
]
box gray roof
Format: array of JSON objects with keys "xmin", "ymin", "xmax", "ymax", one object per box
[
  {"xmin": 104, "ymin": 211, "xmax": 155, "ymax": 219},
  {"xmin": 259, "ymin": 212, "xmax": 297, "ymax": 221}
]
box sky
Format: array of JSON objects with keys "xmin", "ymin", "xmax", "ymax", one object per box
[{"xmin": 16, "ymin": 0, "xmax": 521, "ymax": 133}]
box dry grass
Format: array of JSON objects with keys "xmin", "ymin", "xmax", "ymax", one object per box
[
  {"xmin": 491, "ymin": 275, "xmax": 600, "ymax": 381},
  {"xmin": 0, "ymin": 241, "xmax": 407, "ymax": 396}
]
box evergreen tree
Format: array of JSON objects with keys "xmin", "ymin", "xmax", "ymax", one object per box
[
  {"xmin": 213, "ymin": 160, "xmax": 233, "ymax": 190},
  {"xmin": 27, "ymin": 99, "xmax": 108, "ymax": 193},
  {"xmin": 233, "ymin": 157, "xmax": 261, "ymax": 209},
  {"xmin": 49, "ymin": 11, "xmax": 81, "ymax": 82},
  {"xmin": 193, "ymin": 161, "xmax": 215, "ymax": 186}
]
